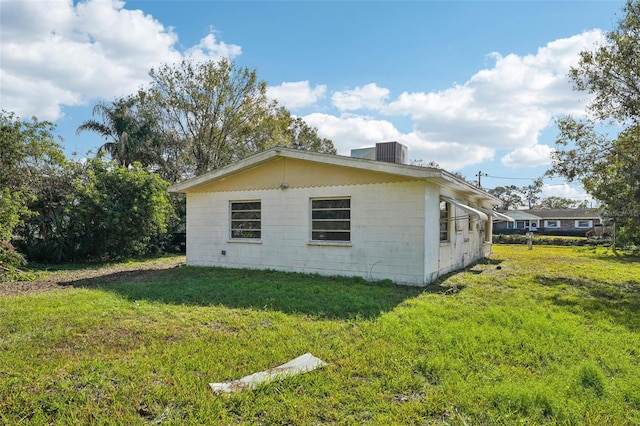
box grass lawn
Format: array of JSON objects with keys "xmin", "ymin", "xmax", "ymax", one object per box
[{"xmin": 1, "ymin": 246, "xmax": 639, "ymax": 425}]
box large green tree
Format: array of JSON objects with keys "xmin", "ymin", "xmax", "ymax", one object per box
[
  {"xmin": 0, "ymin": 111, "xmax": 66, "ymax": 242},
  {"xmin": 0, "ymin": 111, "xmax": 67, "ymax": 276},
  {"xmin": 535, "ymin": 196, "xmax": 589, "ymax": 210},
  {"xmin": 522, "ymin": 178, "xmax": 544, "ymax": 209},
  {"xmin": 138, "ymin": 59, "xmax": 336, "ymax": 181},
  {"xmin": 551, "ymin": 0, "xmax": 640, "ymax": 246},
  {"xmin": 569, "ymin": 0, "xmax": 640, "ymax": 123},
  {"xmin": 279, "ymin": 109, "xmax": 336, "ymax": 154},
  {"xmin": 140, "ymin": 59, "xmax": 274, "ymax": 178},
  {"xmin": 488, "ymin": 185, "xmax": 524, "ymax": 210},
  {"xmin": 76, "ymin": 97, "xmax": 157, "ymax": 167}
]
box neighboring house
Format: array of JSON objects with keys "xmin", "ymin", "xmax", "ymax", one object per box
[
  {"xmin": 494, "ymin": 208, "xmax": 603, "ymax": 236},
  {"xmin": 169, "ymin": 144, "xmax": 502, "ymax": 286}
]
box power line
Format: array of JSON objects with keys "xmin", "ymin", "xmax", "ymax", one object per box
[
  {"xmin": 475, "ymin": 171, "xmax": 582, "ymax": 189},
  {"xmin": 483, "ymin": 174, "xmax": 565, "ymax": 181},
  {"xmin": 485, "ymin": 174, "xmax": 536, "ymax": 180}
]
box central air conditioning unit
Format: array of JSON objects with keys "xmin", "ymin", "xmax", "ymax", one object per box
[
  {"xmin": 375, "ymin": 141, "xmax": 407, "ymax": 164},
  {"xmin": 350, "ymin": 141, "xmax": 408, "ymax": 164}
]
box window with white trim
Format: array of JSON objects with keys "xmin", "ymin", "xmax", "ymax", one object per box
[
  {"xmin": 311, "ymin": 198, "xmax": 350, "ymax": 241},
  {"xmin": 545, "ymin": 220, "xmax": 561, "ymax": 228},
  {"xmin": 575, "ymin": 220, "xmax": 593, "ymax": 228},
  {"xmin": 439, "ymin": 200, "xmax": 450, "ymax": 242},
  {"xmin": 230, "ymin": 201, "xmax": 261, "ymax": 239}
]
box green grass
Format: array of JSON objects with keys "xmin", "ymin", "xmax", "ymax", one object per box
[{"xmin": 1, "ymin": 246, "xmax": 639, "ymax": 425}]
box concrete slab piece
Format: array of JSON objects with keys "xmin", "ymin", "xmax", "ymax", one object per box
[{"xmin": 210, "ymin": 353, "xmax": 328, "ymax": 393}]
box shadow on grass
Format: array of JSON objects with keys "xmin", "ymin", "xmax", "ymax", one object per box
[
  {"xmin": 536, "ymin": 276, "xmax": 640, "ymax": 331},
  {"xmin": 576, "ymin": 247, "xmax": 640, "ymax": 264},
  {"xmin": 594, "ymin": 254, "xmax": 640, "ymax": 264},
  {"xmin": 63, "ymin": 266, "xmax": 424, "ymax": 320}
]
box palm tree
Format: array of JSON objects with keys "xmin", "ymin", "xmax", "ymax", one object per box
[{"xmin": 76, "ymin": 97, "xmax": 151, "ymax": 167}]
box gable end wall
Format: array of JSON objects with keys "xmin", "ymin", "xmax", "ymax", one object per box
[{"xmin": 186, "ymin": 181, "xmax": 428, "ymax": 285}]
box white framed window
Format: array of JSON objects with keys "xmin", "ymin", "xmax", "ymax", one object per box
[
  {"xmin": 545, "ymin": 220, "xmax": 561, "ymax": 228},
  {"xmin": 230, "ymin": 201, "xmax": 261, "ymax": 239},
  {"xmin": 310, "ymin": 198, "xmax": 350, "ymax": 242},
  {"xmin": 515, "ymin": 221, "xmax": 526, "ymax": 229},
  {"xmin": 575, "ymin": 220, "xmax": 593, "ymax": 228},
  {"xmin": 439, "ymin": 200, "xmax": 450, "ymax": 242}
]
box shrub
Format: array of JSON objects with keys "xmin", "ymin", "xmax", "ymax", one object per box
[{"xmin": 0, "ymin": 242, "xmax": 33, "ymax": 281}]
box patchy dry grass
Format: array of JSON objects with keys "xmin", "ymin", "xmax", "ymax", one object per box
[{"xmin": 1, "ymin": 247, "xmax": 639, "ymax": 425}]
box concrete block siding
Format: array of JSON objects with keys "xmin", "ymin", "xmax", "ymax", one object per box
[
  {"xmin": 186, "ymin": 181, "xmax": 491, "ymax": 286},
  {"xmin": 172, "ymin": 148, "xmax": 500, "ymax": 286},
  {"xmin": 187, "ymin": 181, "xmax": 428, "ymax": 285}
]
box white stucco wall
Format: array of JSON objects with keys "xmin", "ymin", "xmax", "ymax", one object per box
[{"xmin": 186, "ymin": 181, "xmax": 429, "ymax": 285}]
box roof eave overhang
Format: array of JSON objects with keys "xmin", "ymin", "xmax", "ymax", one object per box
[
  {"xmin": 434, "ymin": 172, "xmax": 502, "ymax": 205},
  {"xmin": 168, "ymin": 148, "xmax": 500, "ymax": 206}
]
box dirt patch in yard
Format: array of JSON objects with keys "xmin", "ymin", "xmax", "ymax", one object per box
[{"xmin": 0, "ymin": 257, "xmax": 185, "ymax": 297}]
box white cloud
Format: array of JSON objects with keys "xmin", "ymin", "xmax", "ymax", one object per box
[
  {"xmin": 302, "ymin": 113, "xmax": 494, "ymax": 170},
  {"xmin": 303, "ymin": 113, "xmax": 401, "ymax": 154},
  {"xmin": 332, "ymin": 83, "xmax": 390, "ymax": 111},
  {"xmin": 0, "ymin": 0, "xmax": 241, "ymax": 121},
  {"xmin": 297, "ymin": 30, "xmax": 604, "ymax": 171},
  {"xmin": 267, "ymin": 81, "xmax": 327, "ymax": 109},
  {"xmin": 541, "ymin": 183, "xmax": 594, "ymax": 204},
  {"xmin": 501, "ymin": 144, "xmax": 554, "ymax": 168},
  {"xmin": 407, "ymin": 140, "xmax": 495, "ymax": 171},
  {"xmin": 184, "ymin": 31, "xmax": 242, "ymax": 61},
  {"xmin": 382, "ymin": 30, "xmax": 604, "ymax": 151}
]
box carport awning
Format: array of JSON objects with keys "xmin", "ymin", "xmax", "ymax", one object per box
[
  {"xmin": 441, "ymin": 196, "xmax": 489, "ymax": 221},
  {"xmin": 478, "ymin": 208, "xmax": 516, "ymax": 222}
]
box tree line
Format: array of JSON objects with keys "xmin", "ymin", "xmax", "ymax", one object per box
[
  {"xmin": 1, "ymin": 59, "xmax": 336, "ymax": 279},
  {"xmin": 76, "ymin": 59, "xmax": 334, "ymax": 183},
  {"xmin": 488, "ymin": 179, "xmax": 591, "ymax": 211}
]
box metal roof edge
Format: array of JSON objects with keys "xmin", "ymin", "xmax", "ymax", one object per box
[
  {"xmin": 168, "ymin": 147, "xmax": 499, "ymax": 202},
  {"xmin": 168, "ymin": 149, "xmax": 280, "ymax": 192}
]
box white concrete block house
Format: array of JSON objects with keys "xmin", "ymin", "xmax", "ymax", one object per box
[{"xmin": 169, "ymin": 144, "xmax": 502, "ymax": 286}]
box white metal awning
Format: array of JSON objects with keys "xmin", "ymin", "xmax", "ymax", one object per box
[
  {"xmin": 478, "ymin": 207, "xmax": 516, "ymax": 222},
  {"xmin": 441, "ymin": 196, "xmax": 489, "ymax": 221}
]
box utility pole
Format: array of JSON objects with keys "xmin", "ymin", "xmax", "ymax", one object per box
[{"xmin": 476, "ymin": 171, "xmax": 486, "ymax": 188}]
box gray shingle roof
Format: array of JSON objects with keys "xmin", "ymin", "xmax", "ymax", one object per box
[{"xmin": 516, "ymin": 208, "xmax": 602, "ymax": 219}]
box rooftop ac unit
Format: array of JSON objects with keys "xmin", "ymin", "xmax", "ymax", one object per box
[{"xmin": 375, "ymin": 141, "xmax": 408, "ymax": 164}]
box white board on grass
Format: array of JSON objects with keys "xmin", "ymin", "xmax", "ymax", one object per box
[{"xmin": 210, "ymin": 352, "xmax": 328, "ymax": 393}]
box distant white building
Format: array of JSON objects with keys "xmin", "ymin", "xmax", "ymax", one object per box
[{"xmin": 169, "ymin": 144, "xmax": 502, "ymax": 286}]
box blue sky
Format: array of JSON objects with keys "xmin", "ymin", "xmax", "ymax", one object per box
[{"xmin": 0, "ymin": 0, "xmax": 626, "ymax": 202}]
